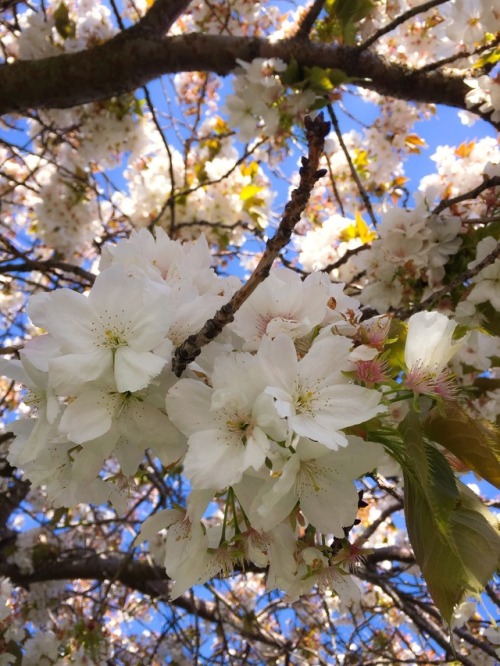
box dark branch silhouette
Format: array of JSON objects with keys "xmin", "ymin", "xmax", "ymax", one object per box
[{"xmin": 0, "ymin": 33, "xmax": 494, "ymax": 127}]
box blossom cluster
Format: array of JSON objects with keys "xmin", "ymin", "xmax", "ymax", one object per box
[
  {"xmin": 297, "ymin": 147, "xmax": 500, "ymax": 402},
  {"xmin": 0, "ymin": 0, "xmax": 499, "ymax": 662},
  {"xmin": 1, "ymin": 227, "xmax": 480, "ymax": 604},
  {"xmin": 127, "ymin": 0, "xmax": 281, "ymax": 37},
  {"xmin": 363, "ymin": 0, "xmax": 500, "ymax": 69},
  {"xmin": 115, "ymin": 115, "xmax": 273, "ymax": 245},
  {"xmin": 224, "ymin": 58, "xmax": 316, "ymax": 143}
]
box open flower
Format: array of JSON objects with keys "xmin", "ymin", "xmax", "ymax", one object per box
[
  {"xmin": 166, "ymin": 351, "xmax": 287, "ymax": 490},
  {"xmin": 260, "ymin": 333, "xmax": 384, "ymax": 449},
  {"xmin": 232, "ymin": 268, "xmax": 331, "ymax": 350},
  {"xmin": 282, "ymin": 546, "xmax": 362, "ymax": 605},
  {"xmin": 28, "ymin": 266, "xmax": 174, "ymax": 394},
  {"xmin": 58, "ymin": 376, "xmax": 185, "ymax": 475},
  {"xmin": 254, "ymin": 436, "xmax": 385, "ymax": 535},
  {"xmin": 403, "ymin": 311, "xmax": 467, "ymax": 397}
]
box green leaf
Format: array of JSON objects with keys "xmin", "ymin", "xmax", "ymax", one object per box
[
  {"xmin": 406, "ymin": 476, "xmax": 500, "ymax": 622},
  {"xmin": 471, "ymin": 218, "xmax": 500, "ymax": 245},
  {"xmin": 476, "ymin": 301, "xmax": 500, "ymax": 336},
  {"xmin": 425, "ymin": 402, "xmax": 500, "ymax": 488},
  {"xmin": 133, "ymin": 97, "xmax": 146, "ymax": 117},
  {"xmin": 400, "ymin": 411, "xmax": 459, "ymax": 536},
  {"xmin": 304, "ymin": 66, "xmax": 335, "ymax": 94},
  {"xmin": 3, "ymin": 641, "xmax": 22, "ymax": 665},
  {"xmin": 280, "ymin": 58, "xmax": 303, "ymax": 87},
  {"xmin": 330, "ymin": 0, "xmax": 375, "ymax": 24},
  {"xmin": 325, "ymin": 0, "xmax": 375, "ymax": 44},
  {"xmin": 473, "ymin": 46, "xmax": 500, "ymax": 69},
  {"xmin": 383, "ymin": 318, "xmax": 407, "ymax": 371},
  {"xmin": 53, "ymin": 2, "xmax": 76, "ymax": 39},
  {"xmin": 326, "ymin": 68, "xmax": 353, "ymax": 87},
  {"xmin": 309, "ymin": 97, "xmax": 330, "ymax": 111},
  {"xmin": 450, "ymin": 482, "xmax": 500, "ymax": 594},
  {"xmin": 400, "ymin": 411, "xmax": 500, "ymax": 621},
  {"xmin": 404, "ymin": 473, "xmax": 465, "ymax": 621},
  {"xmin": 50, "ymin": 506, "xmax": 69, "ymax": 526}
]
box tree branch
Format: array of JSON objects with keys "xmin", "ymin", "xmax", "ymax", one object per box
[
  {"xmin": 326, "ymin": 103, "xmax": 378, "ymax": 227},
  {"xmin": 363, "ymin": 569, "xmax": 476, "ymax": 666},
  {"xmin": 294, "ymin": 0, "xmax": 327, "ymax": 40},
  {"xmin": 432, "ymin": 175, "xmax": 500, "ymax": 215},
  {"xmin": 171, "ymin": 113, "xmax": 330, "ymax": 376},
  {"xmin": 399, "ymin": 240, "xmax": 500, "ymax": 316},
  {"xmin": 0, "ymin": 550, "xmax": 288, "ymax": 649},
  {"xmin": 357, "ymin": 0, "xmax": 449, "ymax": 53},
  {"xmin": 0, "ymin": 33, "xmax": 493, "ymax": 127},
  {"xmin": 127, "ymin": 0, "xmax": 193, "ymax": 38}
]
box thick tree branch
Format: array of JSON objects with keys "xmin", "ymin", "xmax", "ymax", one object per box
[
  {"xmin": 0, "ymin": 33, "xmax": 492, "ymax": 126},
  {"xmin": 4, "ymin": 541, "xmax": 493, "ymax": 659},
  {"xmin": 0, "ymin": 545, "xmax": 419, "ymax": 591},
  {"xmin": 0, "ymin": 551, "xmax": 286, "ymax": 649},
  {"xmin": 5, "ymin": 531, "xmax": 493, "ymax": 659}
]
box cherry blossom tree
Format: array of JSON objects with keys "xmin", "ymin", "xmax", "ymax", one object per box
[{"xmin": 0, "ymin": 1, "xmax": 499, "ymax": 664}]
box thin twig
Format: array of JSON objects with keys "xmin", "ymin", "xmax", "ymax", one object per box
[
  {"xmin": 294, "ymin": 0, "xmax": 327, "ymax": 40},
  {"xmin": 148, "ymin": 138, "xmax": 267, "ymax": 231},
  {"xmin": 354, "ymin": 500, "xmax": 403, "ymax": 547},
  {"xmin": 432, "ymin": 175, "xmax": 500, "ymax": 215},
  {"xmin": 418, "ymin": 34, "xmax": 500, "ymax": 73},
  {"xmin": 141, "ymin": 84, "xmax": 177, "ymax": 233},
  {"xmin": 362, "ymin": 571, "xmax": 475, "ymax": 666},
  {"xmin": 321, "ymin": 242, "xmax": 370, "ymax": 275},
  {"xmin": 369, "ymin": 472, "xmax": 404, "ymax": 504},
  {"xmin": 108, "ymin": 0, "xmax": 126, "ymax": 31},
  {"xmin": 357, "ymin": 0, "xmax": 449, "ymax": 53},
  {"xmin": 326, "ymin": 104, "xmax": 378, "ymax": 227},
  {"xmin": 171, "ymin": 113, "xmax": 330, "ymax": 377},
  {"xmin": 125, "ymin": 0, "xmax": 192, "ymax": 38},
  {"xmin": 325, "ymin": 153, "xmax": 346, "ymax": 216},
  {"xmin": 399, "ymin": 241, "xmax": 500, "ymax": 317},
  {"xmin": 0, "ymin": 257, "xmax": 95, "ymax": 285}
]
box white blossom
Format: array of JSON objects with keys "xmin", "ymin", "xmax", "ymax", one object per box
[
  {"xmin": 261, "ymin": 334, "xmax": 384, "ymax": 449},
  {"xmin": 28, "ymin": 266, "xmax": 174, "ymax": 394}
]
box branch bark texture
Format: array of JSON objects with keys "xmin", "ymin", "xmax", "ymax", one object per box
[
  {"xmin": 172, "ymin": 113, "xmax": 330, "ymax": 376},
  {"xmin": 0, "ymin": 32, "xmax": 488, "ymax": 124}
]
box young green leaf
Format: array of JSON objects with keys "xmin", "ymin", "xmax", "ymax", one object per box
[
  {"xmin": 54, "ymin": 1, "xmax": 76, "ymax": 39},
  {"xmin": 404, "ymin": 474, "xmax": 500, "ymax": 622},
  {"xmin": 325, "ymin": 0, "xmax": 375, "ymax": 44},
  {"xmin": 425, "ymin": 401, "xmax": 500, "ymax": 488},
  {"xmin": 400, "ymin": 411, "xmax": 500, "ymax": 621},
  {"xmin": 400, "ymin": 411, "xmax": 459, "ymax": 536}
]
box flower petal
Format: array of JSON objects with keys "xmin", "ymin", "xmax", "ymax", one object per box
[
  {"xmin": 184, "ymin": 430, "xmax": 243, "ymax": 489},
  {"xmin": 114, "ymin": 347, "xmax": 166, "ymax": 392},
  {"xmin": 59, "ymin": 389, "xmax": 117, "ymax": 443},
  {"xmin": 49, "ymin": 349, "xmax": 111, "ymax": 393}
]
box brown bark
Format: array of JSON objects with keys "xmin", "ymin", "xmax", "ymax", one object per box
[
  {"xmin": 0, "ymin": 31, "xmax": 494, "ymax": 127},
  {"xmin": 172, "ymin": 113, "xmax": 330, "ymax": 376}
]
